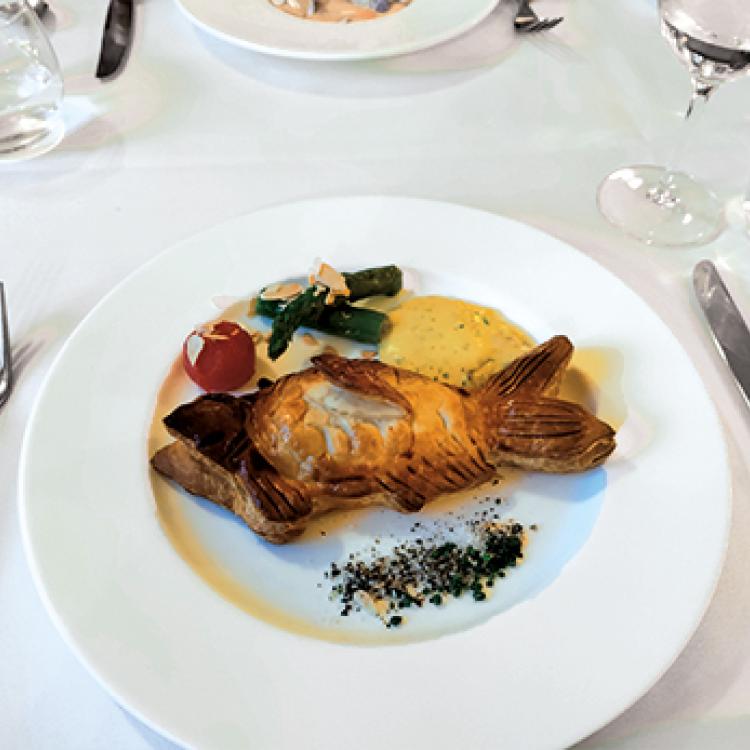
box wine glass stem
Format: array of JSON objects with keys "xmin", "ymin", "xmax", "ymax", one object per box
[{"xmin": 648, "ymin": 77, "xmax": 717, "ymax": 208}]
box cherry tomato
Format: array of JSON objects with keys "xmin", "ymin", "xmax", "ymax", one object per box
[{"xmin": 182, "ymin": 321, "xmax": 256, "ymax": 392}]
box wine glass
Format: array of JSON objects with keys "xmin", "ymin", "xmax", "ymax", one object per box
[{"xmin": 598, "ymin": 0, "xmax": 750, "ymax": 247}]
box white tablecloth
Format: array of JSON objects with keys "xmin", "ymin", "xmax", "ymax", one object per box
[{"xmin": 3, "ymin": 0, "xmax": 750, "ymax": 747}]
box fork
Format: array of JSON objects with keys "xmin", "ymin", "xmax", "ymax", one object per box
[
  {"xmin": 514, "ymin": 0, "xmax": 563, "ymax": 33},
  {"xmin": 0, "ymin": 283, "xmax": 12, "ymax": 410}
]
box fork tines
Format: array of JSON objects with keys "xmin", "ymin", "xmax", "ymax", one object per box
[
  {"xmin": 513, "ymin": 0, "xmax": 564, "ymax": 35},
  {"xmin": 515, "ymin": 16, "xmax": 564, "ymax": 33}
]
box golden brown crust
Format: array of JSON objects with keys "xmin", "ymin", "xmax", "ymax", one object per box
[
  {"xmin": 310, "ymin": 354, "xmax": 414, "ymax": 415},
  {"xmin": 477, "ymin": 335, "xmax": 573, "ymax": 401},
  {"xmin": 488, "ymin": 397, "xmax": 616, "ymax": 472},
  {"xmin": 152, "ymin": 337, "xmax": 617, "ymax": 543},
  {"xmin": 152, "ymin": 441, "xmax": 410, "ymax": 543},
  {"xmin": 152, "ymin": 441, "xmax": 307, "ymax": 543}
]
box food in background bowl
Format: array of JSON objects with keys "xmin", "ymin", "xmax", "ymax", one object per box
[{"xmin": 269, "ymin": 0, "xmax": 412, "ymax": 24}]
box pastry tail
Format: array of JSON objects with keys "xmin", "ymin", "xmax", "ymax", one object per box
[
  {"xmin": 477, "ymin": 335, "xmax": 573, "ymax": 401},
  {"xmin": 484, "ymin": 397, "xmax": 616, "ymax": 473}
]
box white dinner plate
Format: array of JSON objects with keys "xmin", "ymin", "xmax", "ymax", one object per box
[
  {"xmin": 20, "ymin": 197, "xmax": 730, "ymax": 750},
  {"xmin": 175, "ymin": 0, "xmax": 499, "ymax": 60}
]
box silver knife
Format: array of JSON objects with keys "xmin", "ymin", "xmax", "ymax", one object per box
[
  {"xmin": 95, "ymin": 0, "xmax": 134, "ymax": 81},
  {"xmin": 693, "ymin": 259, "xmax": 750, "ymax": 409}
]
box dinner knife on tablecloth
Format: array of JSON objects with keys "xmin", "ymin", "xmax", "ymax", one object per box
[
  {"xmin": 693, "ymin": 259, "xmax": 750, "ymax": 409},
  {"xmin": 95, "ymin": 0, "xmax": 134, "ymax": 81}
]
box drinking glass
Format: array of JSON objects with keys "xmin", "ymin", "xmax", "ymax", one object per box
[
  {"xmin": 0, "ymin": 0, "xmax": 63, "ymax": 161},
  {"xmin": 598, "ymin": 0, "xmax": 750, "ymax": 247}
]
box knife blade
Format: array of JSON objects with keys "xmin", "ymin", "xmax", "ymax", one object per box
[
  {"xmin": 95, "ymin": 0, "xmax": 134, "ymax": 81},
  {"xmin": 693, "ymin": 259, "xmax": 750, "ymax": 409}
]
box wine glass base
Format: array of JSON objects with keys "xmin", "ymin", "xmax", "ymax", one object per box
[
  {"xmin": 0, "ymin": 115, "xmax": 64, "ymax": 163},
  {"xmin": 597, "ymin": 165, "xmax": 725, "ymax": 247}
]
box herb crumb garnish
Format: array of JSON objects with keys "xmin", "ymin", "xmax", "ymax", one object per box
[{"xmin": 326, "ymin": 517, "xmax": 525, "ymax": 628}]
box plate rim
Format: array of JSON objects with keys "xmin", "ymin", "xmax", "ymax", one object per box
[{"xmin": 18, "ymin": 195, "xmax": 733, "ymax": 750}]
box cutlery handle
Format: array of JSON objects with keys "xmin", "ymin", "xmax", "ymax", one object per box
[{"xmin": 515, "ymin": 0, "xmax": 539, "ymax": 28}]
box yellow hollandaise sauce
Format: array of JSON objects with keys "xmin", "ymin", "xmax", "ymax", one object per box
[{"xmin": 379, "ymin": 296, "xmax": 533, "ymax": 388}]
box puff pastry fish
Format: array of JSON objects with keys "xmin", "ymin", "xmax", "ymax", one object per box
[{"xmin": 152, "ymin": 336, "xmax": 616, "ymax": 543}]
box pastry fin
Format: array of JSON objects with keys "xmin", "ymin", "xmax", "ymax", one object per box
[{"xmin": 477, "ymin": 335, "xmax": 573, "ymax": 403}]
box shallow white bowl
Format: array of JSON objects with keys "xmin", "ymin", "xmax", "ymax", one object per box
[
  {"xmin": 176, "ymin": 0, "xmax": 500, "ymax": 60},
  {"xmin": 20, "ymin": 197, "xmax": 730, "ymax": 749}
]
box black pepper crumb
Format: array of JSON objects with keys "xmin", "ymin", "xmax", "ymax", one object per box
[{"xmin": 326, "ymin": 521, "xmax": 525, "ymax": 629}]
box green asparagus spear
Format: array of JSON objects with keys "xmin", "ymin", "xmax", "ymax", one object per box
[
  {"xmin": 260, "ymin": 265, "xmax": 401, "ymax": 356},
  {"xmin": 342, "ymin": 265, "xmax": 402, "ymax": 301},
  {"xmin": 318, "ymin": 305, "xmax": 389, "ymax": 343},
  {"xmin": 267, "ymin": 286, "xmax": 327, "ymax": 360},
  {"xmin": 257, "ymin": 297, "xmax": 389, "ymax": 346}
]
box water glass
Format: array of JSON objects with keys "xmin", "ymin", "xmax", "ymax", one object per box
[{"xmin": 0, "ymin": 0, "xmax": 63, "ymax": 162}]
